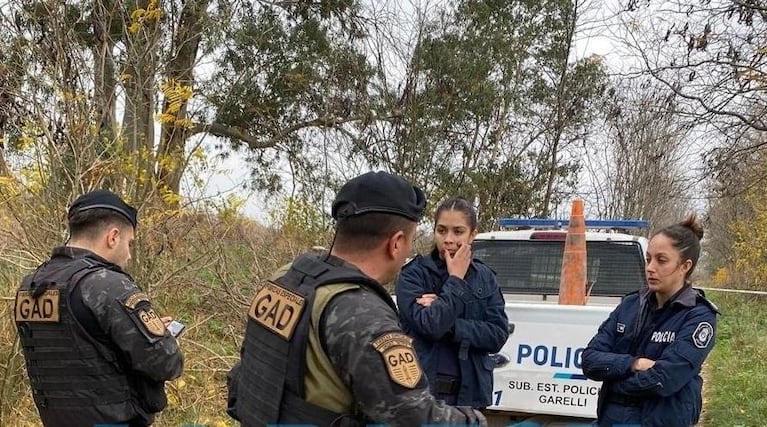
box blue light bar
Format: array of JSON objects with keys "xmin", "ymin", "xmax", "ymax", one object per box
[{"xmin": 497, "ymin": 218, "xmax": 650, "ymax": 229}]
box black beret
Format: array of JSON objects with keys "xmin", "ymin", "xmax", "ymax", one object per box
[
  {"xmin": 68, "ymin": 190, "xmax": 138, "ymax": 228},
  {"xmin": 332, "ymin": 171, "xmax": 426, "ymax": 222}
]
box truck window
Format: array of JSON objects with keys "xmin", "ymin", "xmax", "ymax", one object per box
[{"xmin": 472, "ymin": 240, "xmax": 646, "ymax": 296}]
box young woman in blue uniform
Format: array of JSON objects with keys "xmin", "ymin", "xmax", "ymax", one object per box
[
  {"xmin": 396, "ymin": 197, "xmax": 509, "ymax": 409},
  {"xmin": 581, "ymin": 215, "xmax": 719, "ymax": 427}
]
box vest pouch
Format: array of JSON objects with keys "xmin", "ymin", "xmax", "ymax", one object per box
[
  {"xmin": 132, "ymin": 376, "xmax": 167, "ymax": 413},
  {"xmin": 226, "ymin": 362, "xmax": 240, "ymax": 420}
]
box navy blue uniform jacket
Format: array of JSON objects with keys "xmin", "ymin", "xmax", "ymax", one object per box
[
  {"xmin": 581, "ymin": 285, "xmax": 719, "ymax": 427},
  {"xmin": 396, "ymin": 252, "xmax": 509, "ymax": 408}
]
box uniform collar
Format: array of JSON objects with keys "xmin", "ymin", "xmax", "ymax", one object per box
[
  {"xmin": 51, "ymin": 246, "xmax": 121, "ymax": 271},
  {"xmin": 641, "ymin": 283, "xmax": 697, "ymax": 310},
  {"xmin": 323, "ymin": 252, "xmax": 365, "ymax": 274}
]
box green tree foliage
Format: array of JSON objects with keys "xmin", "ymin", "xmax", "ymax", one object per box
[
  {"xmin": 204, "ymin": 1, "xmax": 375, "ymax": 193},
  {"xmin": 352, "ymin": 0, "xmax": 609, "ymax": 228},
  {"xmin": 0, "ymin": 0, "xmax": 612, "ymax": 223},
  {"xmin": 0, "ymin": 0, "xmax": 209, "ymax": 204},
  {"xmin": 0, "ymin": 0, "xmax": 377, "ymax": 205}
]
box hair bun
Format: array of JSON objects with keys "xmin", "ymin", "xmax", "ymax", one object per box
[{"xmin": 680, "ymin": 213, "xmax": 704, "ymax": 240}]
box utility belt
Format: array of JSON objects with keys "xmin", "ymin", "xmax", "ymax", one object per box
[
  {"xmin": 607, "ymin": 393, "xmax": 643, "ymax": 407},
  {"xmin": 434, "ymin": 375, "xmax": 461, "ymax": 395}
]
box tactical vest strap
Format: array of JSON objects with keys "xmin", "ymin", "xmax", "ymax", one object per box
[
  {"xmin": 27, "ymin": 363, "xmax": 119, "ymax": 376},
  {"xmin": 33, "ymin": 376, "xmax": 129, "ymax": 392},
  {"xmin": 291, "ymin": 254, "xmax": 332, "ymax": 277},
  {"xmin": 277, "ymin": 257, "xmax": 320, "ymax": 398},
  {"xmin": 25, "ymin": 349, "xmax": 98, "ymax": 361},
  {"xmin": 304, "ymin": 283, "xmax": 358, "ymax": 414},
  {"xmin": 36, "ymin": 385, "xmax": 132, "ymax": 408}
]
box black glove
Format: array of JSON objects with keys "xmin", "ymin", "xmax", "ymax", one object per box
[{"xmin": 455, "ymin": 406, "xmax": 487, "ymax": 426}]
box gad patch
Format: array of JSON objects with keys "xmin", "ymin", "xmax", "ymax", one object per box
[
  {"xmin": 372, "ymin": 332, "xmax": 422, "ymax": 389},
  {"xmin": 139, "ymin": 308, "xmax": 166, "ymax": 336},
  {"xmin": 248, "ymin": 281, "xmax": 305, "ymax": 340},
  {"xmin": 15, "ymin": 290, "xmax": 60, "ymax": 323}
]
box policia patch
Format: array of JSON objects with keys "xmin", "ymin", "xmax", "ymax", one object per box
[
  {"xmin": 693, "ymin": 322, "xmax": 713, "ymax": 349},
  {"xmin": 372, "ymin": 332, "xmax": 423, "ymax": 389}
]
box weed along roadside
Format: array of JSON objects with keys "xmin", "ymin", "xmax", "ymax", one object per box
[
  {"xmin": 0, "ymin": 211, "xmax": 314, "ymax": 427},
  {"xmin": 700, "ymin": 291, "xmax": 767, "ymax": 426}
]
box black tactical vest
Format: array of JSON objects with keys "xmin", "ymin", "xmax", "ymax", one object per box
[
  {"xmin": 233, "ymin": 253, "xmax": 397, "ymax": 427},
  {"xmin": 15, "ymin": 257, "xmax": 136, "ymax": 427}
]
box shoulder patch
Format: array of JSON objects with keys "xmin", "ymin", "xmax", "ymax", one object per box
[
  {"xmin": 372, "ymin": 332, "xmax": 422, "ymax": 389},
  {"xmin": 692, "ymin": 321, "xmax": 714, "ymax": 349},
  {"xmin": 138, "ymin": 308, "xmax": 166, "ymax": 336},
  {"xmin": 123, "ymin": 292, "xmax": 150, "ymax": 309}
]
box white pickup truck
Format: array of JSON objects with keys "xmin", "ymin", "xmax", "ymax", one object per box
[{"xmin": 472, "ymin": 219, "xmax": 649, "ymax": 425}]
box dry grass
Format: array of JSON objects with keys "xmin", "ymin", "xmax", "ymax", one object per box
[{"xmin": 0, "ymin": 198, "xmax": 327, "ymax": 426}]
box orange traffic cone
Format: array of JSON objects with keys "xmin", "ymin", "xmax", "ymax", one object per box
[{"xmin": 559, "ymin": 199, "xmax": 587, "ymax": 305}]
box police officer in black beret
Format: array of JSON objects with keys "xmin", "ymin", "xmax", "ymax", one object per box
[
  {"xmin": 227, "ymin": 171, "xmax": 486, "ymax": 426},
  {"xmin": 14, "ymin": 190, "xmax": 184, "ymax": 427}
]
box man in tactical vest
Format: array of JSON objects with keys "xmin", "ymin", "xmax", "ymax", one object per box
[
  {"xmin": 227, "ymin": 171, "xmax": 487, "ymax": 426},
  {"xmin": 14, "ymin": 190, "xmax": 184, "ymax": 427}
]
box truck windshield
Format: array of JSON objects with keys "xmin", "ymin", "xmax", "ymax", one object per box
[{"xmin": 472, "ymin": 240, "xmax": 647, "ymax": 297}]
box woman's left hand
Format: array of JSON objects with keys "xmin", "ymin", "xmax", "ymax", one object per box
[
  {"xmin": 416, "ymin": 293, "xmax": 438, "ymax": 307},
  {"xmin": 631, "ymin": 357, "xmax": 656, "ymax": 372}
]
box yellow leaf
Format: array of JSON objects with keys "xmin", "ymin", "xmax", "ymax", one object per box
[
  {"xmin": 131, "ymin": 8, "xmax": 146, "ymax": 20},
  {"xmin": 128, "ymin": 22, "xmax": 141, "ymax": 34}
]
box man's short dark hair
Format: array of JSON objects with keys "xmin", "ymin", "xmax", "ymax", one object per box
[
  {"xmin": 68, "ymin": 208, "xmax": 134, "ymax": 240},
  {"xmin": 335, "ymin": 213, "xmax": 415, "ymax": 252}
]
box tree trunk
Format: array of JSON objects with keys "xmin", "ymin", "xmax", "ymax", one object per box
[
  {"xmin": 540, "ymin": 0, "xmax": 578, "ymax": 217},
  {"xmin": 157, "ymin": 0, "xmax": 210, "ymax": 197},
  {"xmin": 121, "ymin": 0, "xmax": 161, "ymax": 200},
  {"xmin": 92, "ymin": 0, "xmax": 119, "ymax": 189},
  {"xmin": 0, "ymin": 145, "xmax": 9, "ymax": 177}
]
